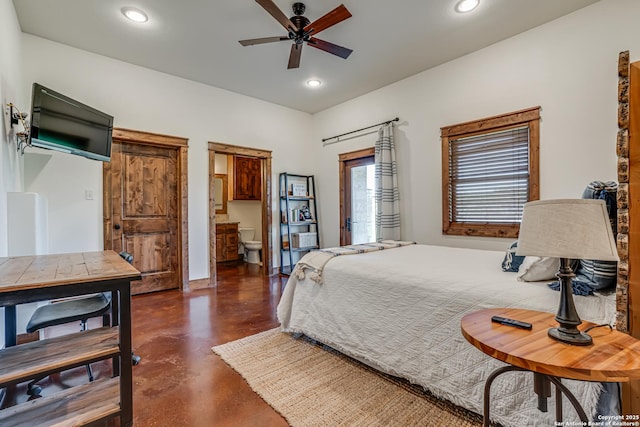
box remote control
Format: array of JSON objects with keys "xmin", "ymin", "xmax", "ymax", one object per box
[{"xmin": 491, "ymin": 316, "xmax": 532, "ymax": 330}]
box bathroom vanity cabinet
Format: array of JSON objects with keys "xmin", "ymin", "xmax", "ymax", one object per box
[{"xmin": 215, "ymin": 222, "xmax": 239, "ymax": 262}]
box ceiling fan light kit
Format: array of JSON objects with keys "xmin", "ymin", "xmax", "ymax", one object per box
[{"xmin": 239, "ymin": 0, "xmax": 353, "ymax": 69}]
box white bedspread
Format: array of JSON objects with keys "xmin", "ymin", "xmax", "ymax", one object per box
[{"xmin": 277, "ymin": 244, "xmax": 617, "ymax": 427}]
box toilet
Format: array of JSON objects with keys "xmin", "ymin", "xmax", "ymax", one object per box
[{"xmin": 238, "ymin": 228, "xmax": 262, "ymax": 264}]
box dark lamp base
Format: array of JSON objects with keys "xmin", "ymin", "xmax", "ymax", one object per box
[
  {"xmin": 548, "ymin": 327, "xmax": 592, "ymax": 346},
  {"xmin": 549, "ymin": 258, "xmax": 594, "ymax": 346}
]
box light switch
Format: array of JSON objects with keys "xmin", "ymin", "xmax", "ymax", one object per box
[{"xmin": 85, "ymin": 189, "xmax": 94, "ymax": 200}]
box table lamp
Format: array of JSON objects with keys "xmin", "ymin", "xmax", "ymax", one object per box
[{"xmin": 516, "ymin": 199, "xmax": 619, "ymax": 345}]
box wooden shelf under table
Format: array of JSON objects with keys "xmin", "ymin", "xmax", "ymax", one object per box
[
  {"xmin": 0, "ymin": 327, "xmax": 119, "ymax": 387},
  {"xmin": 0, "ymin": 377, "xmax": 121, "ymax": 426}
]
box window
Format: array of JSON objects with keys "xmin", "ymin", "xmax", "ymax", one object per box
[{"xmin": 441, "ymin": 107, "xmax": 540, "ymax": 238}]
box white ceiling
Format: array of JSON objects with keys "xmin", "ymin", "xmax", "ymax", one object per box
[{"xmin": 12, "ymin": 0, "xmax": 599, "ymax": 114}]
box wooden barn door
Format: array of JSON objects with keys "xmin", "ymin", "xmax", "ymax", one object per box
[{"xmin": 104, "ymin": 129, "xmax": 189, "ymax": 295}]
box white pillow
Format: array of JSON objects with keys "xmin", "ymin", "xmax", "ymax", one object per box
[{"xmin": 517, "ymin": 256, "xmax": 559, "ymax": 282}]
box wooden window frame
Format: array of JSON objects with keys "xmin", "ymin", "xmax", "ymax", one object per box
[{"xmin": 441, "ymin": 107, "xmax": 540, "ymax": 238}]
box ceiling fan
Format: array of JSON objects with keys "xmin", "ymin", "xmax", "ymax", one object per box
[{"xmin": 239, "ymin": 1, "xmax": 353, "ymax": 69}]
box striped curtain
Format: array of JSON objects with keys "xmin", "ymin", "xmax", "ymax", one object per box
[{"xmin": 374, "ymin": 123, "xmax": 400, "ymax": 241}]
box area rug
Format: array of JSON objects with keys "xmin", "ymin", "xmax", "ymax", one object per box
[{"xmin": 212, "ymin": 328, "xmax": 484, "ymax": 427}]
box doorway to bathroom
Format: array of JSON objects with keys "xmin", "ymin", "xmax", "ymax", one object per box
[{"xmin": 208, "ymin": 142, "xmax": 273, "ymax": 286}]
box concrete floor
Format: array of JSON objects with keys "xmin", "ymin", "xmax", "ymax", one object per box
[{"xmin": 3, "ymin": 261, "xmax": 290, "ymax": 427}]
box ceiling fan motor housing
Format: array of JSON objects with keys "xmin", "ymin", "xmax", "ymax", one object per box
[
  {"xmin": 290, "ymin": 3, "xmax": 311, "ymax": 41},
  {"xmin": 292, "ymin": 2, "xmax": 306, "ymax": 16},
  {"xmin": 291, "ymin": 15, "xmax": 311, "ymax": 37}
]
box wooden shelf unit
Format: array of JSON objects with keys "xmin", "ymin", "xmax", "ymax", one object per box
[
  {"xmin": 279, "ymin": 173, "xmax": 320, "ymax": 275},
  {"xmin": 0, "ymin": 251, "xmax": 140, "ymax": 427}
]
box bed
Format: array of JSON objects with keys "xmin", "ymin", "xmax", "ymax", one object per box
[
  {"xmin": 277, "ymin": 51, "xmax": 640, "ymax": 425},
  {"xmin": 277, "ymin": 244, "xmax": 617, "ymax": 427}
]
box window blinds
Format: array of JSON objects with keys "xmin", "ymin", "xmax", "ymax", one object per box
[{"xmin": 448, "ymin": 126, "xmax": 530, "ymax": 223}]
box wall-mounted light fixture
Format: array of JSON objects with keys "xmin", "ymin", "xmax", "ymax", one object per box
[
  {"xmin": 8, "ymin": 104, "xmax": 27, "ymax": 128},
  {"xmin": 6, "ymin": 103, "xmax": 29, "ymax": 154}
]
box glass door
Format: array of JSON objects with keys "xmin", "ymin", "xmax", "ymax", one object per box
[{"xmin": 340, "ymin": 149, "xmax": 375, "ymax": 245}]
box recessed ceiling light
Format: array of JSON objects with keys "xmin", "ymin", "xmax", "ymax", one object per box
[
  {"xmin": 306, "ymin": 79, "xmax": 322, "ymax": 88},
  {"xmin": 455, "ymin": 0, "xmax": 479, "ymax": 13},
  {"xmin": 121, "ymin": 7, "xmax": 148, "ymax": 23}
]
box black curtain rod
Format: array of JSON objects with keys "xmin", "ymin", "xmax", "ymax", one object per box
[{"xmin": 322, "ymin": 117, "xmax": 399, "ymax": 144}]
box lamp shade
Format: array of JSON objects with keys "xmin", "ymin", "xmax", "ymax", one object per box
[{"xmin": 516, "ymin": 199, "xmax": 619, "ymax": 261}]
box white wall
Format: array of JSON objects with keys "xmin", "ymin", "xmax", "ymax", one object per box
[
  {"xmin": 311, "ymin": 0, "xmax": 637, "ymax": 251},
  {"xmin": 0, "ymin": 0, "xmax": 25, "ymax": 257},
  {"xmin": 20, "ymin": 35, "xmax": 313, "ymax": 279},
  {"xmin": 0, "ymin": 0, "xmax": 26, "ymax": 349},
  {"xmin": 23, "ymin": 151, "xmax": 103, "ymax": 253}
]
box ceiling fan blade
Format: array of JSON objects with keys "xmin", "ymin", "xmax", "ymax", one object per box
[
  {"xmin": 239, "ymin": 36, "xmax": 290, "ymax": 46},
  {"xmin": 288, "ymin": 44, "xmax": 302, "ymax": 69},
  {"xmin": 255, "ymin": 0, "xmax": 299, "ymax": 33},
  {"xmin": 303, "ymin": 4, "xmax": 352, "ymax": 36},
  {"xmin": 307, "ymin": 37, "xmax": 353, "ymax": 59}
]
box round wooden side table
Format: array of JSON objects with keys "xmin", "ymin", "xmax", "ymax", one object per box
[{"xmin": 461, "ymin": 308, "xmax": 640, "ymax": 426}]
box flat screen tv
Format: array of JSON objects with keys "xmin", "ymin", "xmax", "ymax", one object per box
[{"xmin": 29, "ymin": 83, "xmax": 113, "ymax": 162}]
